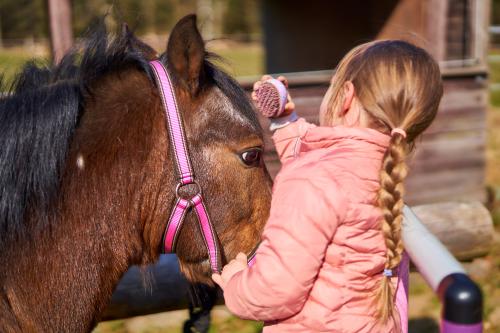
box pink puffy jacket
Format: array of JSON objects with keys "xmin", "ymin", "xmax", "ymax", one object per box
[{"xmin": 223, "ymin": 119, "xmax": 407, "ymax": 332}]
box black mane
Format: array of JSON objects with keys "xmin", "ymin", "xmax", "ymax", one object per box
[
  {"xmin": 0, "ymin": 21, "xmax": 258, "ymax": 246},
  {"xmin": 0, "ymin": 23, "xmax": 153, "ymax": 245}
]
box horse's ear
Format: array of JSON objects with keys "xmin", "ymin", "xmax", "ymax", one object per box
[{"xmin": 165, "ymin": 14, "xmax": 205, "ymax": 94}]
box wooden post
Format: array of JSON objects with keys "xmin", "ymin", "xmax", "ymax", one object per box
[
  {"xmin": 471, "ymin": 0, "xmax": 491, "ymax": 69},
  {"xmin": 425, "ymin": 0, "xmax": 449, "ymax": 62},
  {"xmin": 197, "ymin": 0, "xmax": 214, "ymax": 40},
  {"xmin": 411, "ymin": 201, "xmax": 494, "ymax": 260},
  {"xmin": 47, "ymin": 0, "xmax": 73, "ymax": 64},
  {"xmin": 376, "ymin": 0, "xmax": 448, "ymax": 62}
]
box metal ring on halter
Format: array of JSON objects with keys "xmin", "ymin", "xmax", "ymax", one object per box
[{"xmin": 175, "ymin": 180, "xmax": 202, "ymax": 199}]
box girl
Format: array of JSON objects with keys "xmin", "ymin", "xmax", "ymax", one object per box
[{"xmin": 212, "ymin": 40, "xmax": 443, "ymax": 332}]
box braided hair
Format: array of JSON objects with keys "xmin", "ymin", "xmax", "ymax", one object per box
[{"xmin": 323, "ymin": 40, "xmax": 443, "ymax": 323}]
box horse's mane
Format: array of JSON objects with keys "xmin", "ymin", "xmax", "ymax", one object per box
[
  {"xmin": 0, "ymin": 21, "xmax": 257, "ymax": 246},
  {"xmin": 0, "ymin": 23, "xmax": 155, "ymax": 244}
]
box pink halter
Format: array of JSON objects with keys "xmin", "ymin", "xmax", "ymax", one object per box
[{"xmin": 150, "ymin": 60, "xmax": 222, "ymax": 273}]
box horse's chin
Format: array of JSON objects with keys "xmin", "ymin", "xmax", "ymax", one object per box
[{"xmin": 178, "ymin": 258, "xmax": 215, "ymax": 285}]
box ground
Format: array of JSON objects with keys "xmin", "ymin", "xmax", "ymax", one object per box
[{"xmin": 1, "ymin": 42, "xmax": 499, "ymax": 333}]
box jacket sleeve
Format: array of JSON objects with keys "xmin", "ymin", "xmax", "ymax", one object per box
[
  {"xmin": 272, "ymin": 117, "xmax": 316, "ymax": 164},
  {"xmin": 222, "ymin": 177, "xmax": 346, "ymax": 321}
]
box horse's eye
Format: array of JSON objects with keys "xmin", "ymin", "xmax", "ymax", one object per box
[{"xmin": 240, "ymin": 148, "xmax": 262, "ymax": 167}]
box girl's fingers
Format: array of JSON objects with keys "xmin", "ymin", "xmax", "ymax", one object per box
[
  {"xmin": 254, "ymin": 75, "xmax": 276, "ymax": 92},
  {"xmin": 236, "ymin": 252, "xmax": 247, "ymax": 263},
  {"xmin": 254, "ymin": 80, "xmax": 263, "ymax": 89},
  {"xmin": 212, "ymin": 273, "xmax": 223, "ymax": 288},
  {"xmin": 253, "ymin": 81, "xmax": 262, "ymax": 91},
  {"xmin": 251, "ymin": 91, "xmax": 257, "ymax": 101},
  {"xmin": 284, "ymin": 102, "xmax": 295, "ymax": 112},
  {"xmin": 277, "ymin": 76, "xmax": 289, "ymax": 88}
]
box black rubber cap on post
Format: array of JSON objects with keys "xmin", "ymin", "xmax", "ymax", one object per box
[{"xmin": 437, "ymin": 273, "xmax": 483, "ymax": 324}]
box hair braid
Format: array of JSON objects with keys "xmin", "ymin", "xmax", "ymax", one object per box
[
  {"xmin": 321, "ymin": 40, "xmax": 443, "ymax": 325},
  {"xmin": 376, "ymin": 133, "xmax": 408, "ymax": 323}
]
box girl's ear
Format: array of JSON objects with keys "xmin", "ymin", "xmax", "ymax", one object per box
[
  {"xmin": 340, "ymin": 81, "xmax": 362, "ymax": 127},
  {"xmin": 341, "ymin": 81, "xmax": 355, "ymax": 114}
]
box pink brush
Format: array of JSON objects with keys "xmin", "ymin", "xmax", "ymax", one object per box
[{"xmin": 255, "ymin": 78, "xmax": 288, "ymax": 118}]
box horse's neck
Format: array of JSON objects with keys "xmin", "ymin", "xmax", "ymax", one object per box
[{"xmin": 0, "ymin": 210, "xmax": 137, "ymax": 332}]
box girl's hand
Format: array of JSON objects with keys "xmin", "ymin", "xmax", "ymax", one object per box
[
  {"xmin": 212, "ymin": 252, "xmax": 248, "ymax": 290},
  {"xmin": 252, "ymin": 75, "xmax": 295, "ymax": 117}
]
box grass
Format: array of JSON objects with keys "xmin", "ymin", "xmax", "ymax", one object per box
[
  {"xmin": 483, "ymin": 107, "xmax": 500, "ymax": 332},
  {"xmin": 208, "ymin": 42, "xmax": 264, "ymax": 78},
  {"xmin": 0, "ymin": 41, "xmax": 263, "ymax": 88},
  {"xmin": 93, "ymin": 307, "xmax": 263, "ymax": 333},
  {"xmin": 0, "ymin": 48, "xmax": 48, "ymax": 87},
  {"xmin": 489, "ymin": 49, "xmax": 500, "ymax": 106}
]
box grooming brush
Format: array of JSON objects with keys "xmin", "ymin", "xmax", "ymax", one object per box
[{"xmin": 255, "ymin": 78, "xmax": 288, "ymax": 118}]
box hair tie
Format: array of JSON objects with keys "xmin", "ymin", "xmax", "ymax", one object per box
[
  {"xmin": 383, "ymin": 269, "xmax": 393, "ymax": 277},
  {"xmin": 391, "ymin": 128, "xmax": 407, "ymax": 138}
]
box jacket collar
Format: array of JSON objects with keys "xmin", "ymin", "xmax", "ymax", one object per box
[{"xmin": 299, "ymin": 125, "xmax": 391, "ymax": 156}]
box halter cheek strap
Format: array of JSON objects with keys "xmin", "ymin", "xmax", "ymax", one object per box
[{"xmin": 149, "ymin": 60, "xmax": 222, "ymax": 273}]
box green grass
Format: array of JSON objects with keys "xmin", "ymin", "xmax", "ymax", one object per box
[
  {"xmin": 489, "ymin": 49, "xmax": 500, "ymax": 106},
  {"xmin": 0, "ymin": 42, "xmax": 263, "ymax": 88},
  {"xmin": 208, "ymin": 43, "xmax": 264, "ymax": 78},
  {"xmin": 209, "ymin": 315, "xmax": 263, "ymax": 333},
  {"xmin": 482, "ymin": 104, "xmax": 500, "ymax": 332},
  {"xmin": 93, "ymin": 307, "xmax": 262, "ymax": 333},
  {"xmin": 0, "ymin": 48, "xmax": 45, "ymax": 87},
  {"xmin": 93, "ymin": 320, "xmax": 126, "ymax": 332}
]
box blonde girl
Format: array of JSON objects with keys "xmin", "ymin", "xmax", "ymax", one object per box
[{"xmin": 212, "ymin": 40, "xmax": 443, "ymax": 332}]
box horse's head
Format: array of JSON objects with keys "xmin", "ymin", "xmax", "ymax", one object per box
[
  {"xmin": 158, "ymin": 16, "xmax": 272, "ymax": 281},
  {"xmin": 54, "ymin": 15, "xmax": 271, "ymax": 284},
  {"xmin": 0, "ymin": 15, "xmax": 271, "ymax": 331}
]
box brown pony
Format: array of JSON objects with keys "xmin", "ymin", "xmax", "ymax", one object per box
[{"xmin": 0, "ymin": 15, "xmax": 271, "ymax": 332}]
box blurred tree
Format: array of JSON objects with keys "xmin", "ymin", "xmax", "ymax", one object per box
[
  {"xmin": 0, "ymin": 0, "xmax": 47, "ymax": 39},
  {"xmin": 0, "ymin": 0, "xmax": 261, "ymax": 43},
  {"xmin": 491, "ymin": 0, "xmax": 500, "ymax": 47},
  {"xmin": 48, "ymin": 0, "xmax": 73, "ymax": 63},
  {"xmin": 493, "ymin": 0, "xmax": 500, "ymax": 25},
  {"xmin": 222, "ymin": 0, "xmax": 249, "ymax": 39},
  {"xmin": 197, "ymin": 0, "xmax": 214, "ymax": 39},
  {"xmin": 154, "ymin": 0, "xmax": 175, "ymax": 34},
  {"xmin": 221, "ymin": 0, "xmax": 260, "ymax": 41},
  {"xmin": 72, "ymin": 0, "xmax": 111, "ymax": 36}
]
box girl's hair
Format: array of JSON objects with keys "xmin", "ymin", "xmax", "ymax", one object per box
[{"xmin": 324, "ymin": 40, "xmax": 443, "ymax": 323}]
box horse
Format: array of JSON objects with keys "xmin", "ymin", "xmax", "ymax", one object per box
[{"xmin": 0, "ymin": 14, "xmax": 272, "ymax": 332}]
